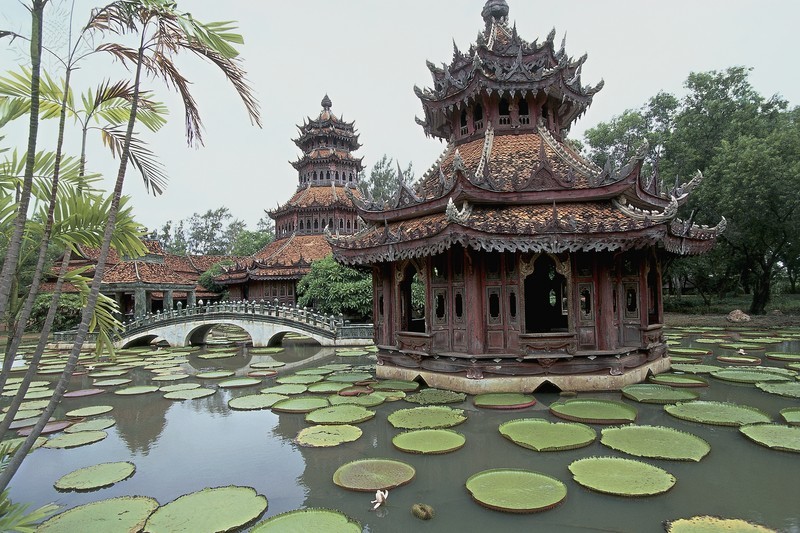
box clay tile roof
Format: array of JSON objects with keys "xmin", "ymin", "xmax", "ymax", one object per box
[
  {"xmin": 281, "ymin": 185, "xmax": 359, "ymax": 210},
  {"xmin": 253, "ymin": 234, "xmax": 331, "ymax": 266},
  {"xmin": 102, "ymin": 260, "xmax": 195, "ymax": 286}
]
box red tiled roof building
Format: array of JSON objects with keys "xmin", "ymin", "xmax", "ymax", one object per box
[
  {"xmin": 328, "ymin": 1, "xmax": 725, "ymax": 391},
  {"xmin": 216, "ymin": 96, "xmax": 364, "ymax": 304}
]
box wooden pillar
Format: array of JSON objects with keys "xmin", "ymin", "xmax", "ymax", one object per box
[
  {"xmin": 596, "ymin": 255, "xmax": 617, "ymax": 350},
  {"xmin": 465, "ymin": 249, "xmax": 485, "ymax": 354}
]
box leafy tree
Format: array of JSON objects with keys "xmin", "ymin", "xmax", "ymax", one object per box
[
  {"xmin": 357, "ymin": 154, "xmax": 414, "ymax": 205},
  {"xmin": 297, "ymin": 255, "xmax": 372, "ymax": 320},
  {"xmin": 230, "ymin": 215, "xmax": 275, "ymax": 256},
  {"xmin": 198, "ymin": 260, "xmax": 234, "ymax": 294},
  {"xmin": 154, "ymin": 208, "xmax": 274, "ymax": 256}
]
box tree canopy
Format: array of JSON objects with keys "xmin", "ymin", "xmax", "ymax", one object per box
[
  {"xmin": 357, "ymin": 154, "xmax": 414, "ymax": 205},
  {"xmin": 296, "ymin": 255, "xmax": 372, "ymax": 320}
]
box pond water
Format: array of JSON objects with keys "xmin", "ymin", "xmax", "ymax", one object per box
[{"xmin": 4, "ymin": 327, "xmax": 800, "ymax": 532}]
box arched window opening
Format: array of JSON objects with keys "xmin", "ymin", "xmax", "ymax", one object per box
[
  {"xmin": 473, "ymin": 103, "xmax": 484, "ymax": 130},
  {"xmin": 454, "ymin": 291, "xmax": 464, "ymax": 322},
  {"xmin": 299, "ymin": 220, "xmax": 304, "ymax": 231},
  {"xmin": 509, "ymin": 291, "xmax": 517, "ymax": 320},
  {"xmin": 459, "ymin": 109, "xmax": 468, "ymax": 135},
  {"xmin": 314, "ymin": 219, "xmax": 319, "ymax": 230},
  {"xmin": 519, "ymin": 99, "xmax": 530, "ymax": 125},
  {"xmin": 435, "ymin": 290, "xmax": 447, "ymax": 324},
  {"xmin": 339, "ymin": 219, "xmax": 344, "ymax": 229},
  {"xmin": 499, "ymin": 97, "xmax": 511, "ymax": 125},
  {"xmin": 524, "ymin": 255, "xmax": 568, "ymax": 333},
  {"xmin": 488, "ymin": 289, "xmax": 501, "ymax": 324},
  {"xmin": 349, "ymin": 173, "xmax": 353, "ymax": 182},
  {"xmin": 346, "ymin": 220, "xmax": 351, "ymax": 231},
  {"xmin": 326, "ymin": 170, "xmax": 331, "ymax": 180},
  {"xmin": 313, "ymin": 171, "xmax": 318, "ymax": 181},
  {"xmin": 399, "ymin": 263, "xmax": 426, "ymax": 333}
]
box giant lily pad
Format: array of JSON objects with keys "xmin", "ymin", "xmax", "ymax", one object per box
[
  {"xmin": 665, "ymin": 401, "xmax": 771, "ymax": 427},
  {"xmin": 328, "ymin": 393, "xmax": 385, "ymax": 407},
  {"xmin": 261, "ymin": 384, "xmax": 307, "ymax": 395},
  {"xmin": 250, "ymin": 508, "xmax": 361, "ymax": 532},
  {"xmin": 37, "ymin": 496, "xmax": 159, "ymax": 532},
  {"xmin": 665, "ymin": 515, "xmax": 776, "ymax": 532},
  {"xmin": 150, "ymin": 374, "xmax": 190, "ymax": 382},
  {"xmin": 405, "ymin": 388, "xmax": 466, "ymax": 405},
  {"xmin": 716, "ymin": 354, "xmax": 762, "ymax": 365},
  {"xmin": 465, "ymin": 469, "xmax": 566, "ymax": 513},
  {"xmin": 549, "ymin": 399, "xmax": 637, "ymax": 424},
  {"xmin": 249, "ymin": 361, "xmax": 285, "ymax": 369},
  {"xmin": 392, "ymin": 429, "xmax": 466, "ymax": 454},
  {"xmin": 371, "ymin": 379, "xmax": 419, "ymax": 392},
  {"xmin": 739, "ymin": 423, "xmax": 800, "ymax": 453},
  {"xmin": 93, "ymin": 378, "xmax": 132, "ymax": 387},
  {"xmin": 669, "ymin": 364, "xmax": 722, "ymax": 374},
  {"xmin": 63, "ymin": 388, "xmax": 105, "ymax": 398},
  {"xmin": 474, "ymin": 393, "xmax": 536, "ymax": 409},
  {"xmin": 326, "ymin": 372, "xmax": 373, "ymax": 384},
  {"xmin": 755, "ymin": 381, "xmax": 800, "ymax": 398},
  {"xmin": 648, "ymin": 374, "xmax": 709, "ymax": 387},
  {"xmin": 248, "ymin": 347, "xmax": 284, "ymax": 355},
  {"xmin": 276, "ymin": 374, "xmax": 323, "ymax": 385},
  {"xmin": 143, "ymin": 485, "xmax": 267, "ymax": 532},
  {"xmin": 306, "ymin": 381, "xmax": 350, "ymax": 394},
  {"xmin": 765, "ymin": 352, "xmax": 800, "ymax": 362},
  {"xmin": 780, "ymin": 407, "xmax": 800, "ymax": 426},
  {"xmin": 271, "ymin": 396, "xmax": 329, "ymax": 413},
  {"xmin": 305, "ymin": 405, "xmax": 375, "ymax": 425},
  {"xmin": 621, "ymin": 384, "xmax": 699, "ymax": 404},
  {"xmin": 600, "ymin": 425, "xmax": 710, "ymax": 461},
  {"xmin": 498, "ymin": 418, "xmax": 596, "ymax": 451},
  {"xmin": 115, "ymin": 385, "xmax": 160, "ymax": 396},
  {"xmin": 65, "ymin": 418, "xmax": 116, "ymax": 433},
  {"xmin": 668, "ymin": 347, "xmax": 711, "ymax": 356},
  {"xmin": 196, "ymin": 370, "xmax": 235, "ymax": 379},
  {"xmin": 66, "ymin": 405, "xmax": 113, "ymax": 418},
  {"xmin": 387, "ymin": 406, "xmax": 467, "ymax": 429},
  {"xmin": 568, "ymin": 457, "xmax": 675, "ymax": 496},
  {"xmin": 218, "ymin": 377, "xmax": 261, "ymax": 389},
  {"xmin": 229, "ymin": 393, "xmax": 287, "ymax": 410},
  {"xmin": 159, "ymin": 383, "xmax": 201, "ymax": 393},
  {"xmin": 197, "ymin": 351, "xmax": 237, "ymax": 360},
  {"xmin": 332, "ymin": 458, "xmax": 415, "ymax": 491},
  {"xmin": 163, "ymin": 388, "xmax": 216, "ymax": 401},
  {"xmin": 17, "ymin": 420, "xmax": 70, "ymax": 436},
  {"xmin": 44, "ymin": 430, "xmax": 108, "ymax": 449},
  {"xmin": 296, "ymin": 425, "xmax": 362, "ymax": 448},
  {"xmin": 711, "ymin": 368, "xmax": 792, "ymax": 384},
  {"xmin": 54, "ymin": 461, "xmax": 136, "ymax": 492}
]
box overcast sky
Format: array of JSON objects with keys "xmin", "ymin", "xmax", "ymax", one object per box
[{"xmin": 3, "ymin": 0, "xmax": 799, "ymax": 232}]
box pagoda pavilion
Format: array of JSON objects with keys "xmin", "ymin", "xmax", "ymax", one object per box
[
  {"xmin": 217, "ymin": 96, "xmax": 364, "ymax": 304},
  {"xmin": 327, "ymin": 0, "xmax": 725, "ymax": 392}
]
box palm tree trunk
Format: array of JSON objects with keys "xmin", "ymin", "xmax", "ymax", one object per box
[
  {"xmin": 0, "ymin": 36, "xmax": 145, "ymax": 493},
  {"xmin": 0, "ymin": 0, "xmax": 48, "ymax": 327}
]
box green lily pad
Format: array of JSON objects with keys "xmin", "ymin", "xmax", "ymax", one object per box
[
  {"xmin": 159, "ymin": 383, "xmax": 201, "ymax": 393},
  {"xmin": 465, "ymin": 469, "xmax": 567, "ymax": 513},
  {"xmin": 229, "ymin": 393, "xmax": 288, "ymax": 410},
  {"xmin": 474, "ymin": 392, "xmax": 537, "ymax": 409},
  {"xmin": 66, "ymin": 405, "xmax": 113, "ymax": 418},
  {"xmin": 326, "ymin": 372, "xmax": 373, "ymax": 384},
  {"xmin": 499, "ymin": 418, "xmax": 596, "ymax": 452},
  {"xmin": 392, "ymin": 429, "xmax": 466, "ymax": 454},
  {"xmin": 295, "ymin": 368, "xmax": 334, "ymax": 376},
  {"xmin": 780, "ymin": 407, "xmax": 800, "ymax": 426},
  {"xmin": 249, "ymin": 361, "xmax": 285, "ymax": 369},
  {"xmin": 665, "ymin": 401, "xmax": 771, "ymax": 427},
  {"xmin": 371, "ymin": 379, "xmax": 420, "ymax": 392},
  {"xmin": 765, "ymin": 352, "xmax": 800, "ymax": 362},
  {"xmin": 37, "ymin": 496, "xmax": 159, "ymax": 533},
  {"xmin": 115, "ymin": 385, "xmax": 160, "ymax": 396},
  {"xmin": 621, "ymin": 384, "xmax": 699, "ymax": 404},
  {"xmin": 93, "ymin": 378, "xmax": 132, "ymax": 387},
  {"xmin": 44, "ymin": 430, "xmax": 108, "ymax": 449},
  {"xmin": 163, "ymin": 388, "xmax": 216, "ymax": 400},
  {"xmin": 719, "ymin": 342, "xmax": 765, "ymax": 351},
  {"xmin": 332, "ymin": 458, "xmax": 415, "ymax": 491},
  {"xmin": 150, "ymin": 373, "xmax": 190, "ymax": 382},
  {"xmin": 88, "ymin": 370, "xmax": 128, "ymax": 378},
  {"xmin": 250, "ymin": 508, "xmax": 361, "ymax": 532},
  {"xmin": 271, "ymin": 396, "xmax": 330, "ymax": 414},
  {"xmin": 669, "ymin": 356, "xmax": 703, "ymax": 364},
  {"xmin": 335, "ymin": 349, "xmax": 369, "ymax": 357},
  {"xmin": 648, "ymin": 373, "xmax": 709, "ymax": 387},
  {"xmin": 668, "ymin": 347, "xmax": 711, "ymax": 356},
  {"xmin": 196, "ymin": 370, "xmax": 236, "ymax": 379},
  {"xmin": 306, "ymin": 381, "xmax": 350, "ymax": 394},
  {"xmin": 305, "ymin": 405, "xmax": 375, "ymax": 425},
  {"xmin": 568, "ymin": 457, "xmax": 675, "ymax": 496},
  {"xmin": 600, "ymin": 425, "xmax": 710, "ymax": 461},
  {"xmin": 276, "ymin": 374, "xmax": 323, "ymax": 385},
  {"xmin": 197, "ymin": 352, "xmax": 237, "ymax": 360},
  {"xmin": 65, "ymin": 418, "xmax": 116, "ymax": 433},
  {"xmin": 549, "ymin": 399, "xmax": 637, "ymax": 424},
  {"xmin": 261, "ymin": 384, "xmax": 307, "ymax": 395},
  {"xmin": 669, "ymin": 364, "xmax": 722, "ymax": 374},
  {"xmin": 755, "ymin": 381, "xmax": 800, "ymax": 398},
  {"xmin": 143, "ymin": 485, "xmax": 267, "ymax": 533},
  {"xmin": 388, "ymin": 406, "xmax": 467, "ymax": 429},
  {"xmin": 711, "ymin": 368, "xmax": 792, "ymax": 384},
  {"xmin": 716, "ymin": 354, "xmax": 762, "ymax": 365},
  {"xmin": 296, "ymin": 425, "xmax": 363, "ymax": 448},
  {"xmin": 405, "ymin": 388, "xmax": 466, "ymax": 405},
  {"xmin": 218, "ymin": 377, "xmax": 262, "ymax": 389},
  {"xmin": 328, "ymin": 393, "xmax": 385, "ymax": 407},
  {"xmin": 664, "ymin": 515, "xmax": 776, "ymax": 532},
  {"xmin": 739, "ymin": 423, "xmax": 800, "ymax": 453},
  {"xmin": 54, "ymin": 461, "xmax": 136, "ymax": 492},
  {"xmin": 248, "ymin": 347, "xmax": 284, "ymax": 354}
]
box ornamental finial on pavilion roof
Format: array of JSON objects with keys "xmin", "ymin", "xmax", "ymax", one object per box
[
  {"xmin": 321, "ymin": 94, "xmax": 332, "ymax": 110},
  {"xmin": 481, "ymin": 0, "xmax": 509, "ymax": 25}
]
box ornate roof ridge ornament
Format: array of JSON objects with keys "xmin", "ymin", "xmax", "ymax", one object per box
[
  {"xmin": 473, "ymin": 121, "xmax": 495, "ymax": 186},
  {"xmin": 390, "ymin": 161, "xmax": 422, "ymax": 209},
  {"xmin": 536, "ymin": 120, "xmax": 602, "ymax": 179},
  {"xmin": 611, "ymin": 139, "xmax": 648, "ymax": 182},
  {"xmin": 613, "ymin": 195, "xmax": 678, "ymax": 222},
  {"xmin": 446, "ymin": 198, "xmax": 473, "ymax": 224},
  {"xmin": 668, "ymin": 170, "xmax": 703, "ymax": 203}
]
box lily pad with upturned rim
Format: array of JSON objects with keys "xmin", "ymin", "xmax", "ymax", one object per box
[
  {"xmin": 218, "ymin": 377, "xmax": 262, "ymax": 389},
  {"xmin": 306, "ymin": 381, "xmax": 350, "ymax": 394},
  {"xmin": 665, "ymin": 401, "xmax": 771, "ymax": 427},
  {"xmin": 17, "ymin": 420, "xmax": 70, "ymax": 435},
  {"xmin": 44, "ymin": 430, "xmax": 108, "ymax": 449},
  {"xmin": 739, "ymin": 423, "xmax": 800, "ymax": 453},
  {"xmin": 549, "ymin": 399, "xmax": 637, "ymax": 424},
  {"xmin": 392, "ymin": 429, "xmax": 466, "ymax": 454},
  {"xmin": 296, "ymin": 425, "xmax": 363, "ymax": 448},
  {"xmin": 780, "ymin": 407, "xmax": 800, "ymax": 425},
  {"xmin": 600, "ymin": 425, "xmax": 710, "ymax": 461},
  {"xmin": 150, "ymin": 373, "xmax": 190, "ymax": 382},
  {"xmin": 65, "ymin": 418, "xmax": 116, "ymax": 433},
  {"xmin": 765, "ymin": 352, "xmax": 800, "ymax": 362},
  {"xmin": 66, "ymin": 405, "xmax": 113, "ymax": 418},
  {"xmin": 250, "ymin": 508, "xmax": 361, "ymax": 532},
  {"xmin": 332, "ymin": 458, "xmax": 415, "ymax": 492},
  {"xmin": 54, "ymin": 461, "xmax": 136, "ymax": 492},
  {"xmin": 664, "ymin": 515, "xmax": 777, "ymax": 532},
  {"xmin": 568, "ymin": 456, "xmax": 675, "ymax": 496},
  {"xmin": 63, "ymin": 388, "xmax": 105, "ymax": 398},
  {"xmin": 305, "ymin": 404, "xmax": 375, "ymax": 425},
  {"xmin": 648, "ymin": 373, "xmax": 709, "ymax": 387},
  {"xmin": 668, "ymin": 347, "xmax": 712, "ymax": 356},
  {"xmin": 716, "ymin": 354, "xmax": 762, "ymax": 365},
  {"xmin": 405, "ymin": 388, "xmax": 466, "ymax": 405},
  {"xmin": 272, "ymin": 396, "xmax": 329, "ymax": 414},
  {"xmin": 465, "ymin": 469, "xmax": 567, "ymax": 513},
  {"xmin": 710, "ymin": 368, "xmax": 792, "ymax": 384},
  {"xmin": 276, "ymin": 374, "xmax": 323, "ymax": 385},
  {"xmin": 143, "ymin": 485, "xmax": 267, "ymax": 533},
  {"xmin": 196, "ymin": 370, "xmax": 236, "ymax": 379},
  {"xmin": 159, "ymin": 383, "xmax": 200, "ymax": 393},
  {"xmin": 261, "ymin": 384, "xmax": 307, "ymax": 395},
  {"xmin": 248, "ymin": 347, "xmax": 284, "ymax": 354},
  {"xmin": 388, "ymin": 406, "xmax": 467, "ymax": 429},
  {"xmin": 669, "ymin": 363, "xmax": 722, "ymax": 374},
  {"xmin": 328, "ymin": 393, "xmax": 386, "ymax": 407},
  {"xmin": 371, "ymin": 379, "xmax": 420, "ymax": 392},
  {"xmin": 163, "ymin": 388, "xmax": 216, "ymax": 400},
  {"xmin": 229, "ymin": 393, "xmax": 288, "ymax": 410},
  {"xmin": 474, "ymin": 393, "xmax": 537, "ymax": 409},
  {"xmin": 249, "ymin": 361, "xmax": 285, "ymax": 369},
  {"xmin": 755, "ymin": 381, "xmax": 800, "ymax": 398},
  {"xmin": 498, "ymin": 418, "xmax": 596, "ymax": 452},
  {"xmin": 621, "ymin": 384, "xmax": 699, "ymax": 404},
  {"xmin": 326, "ymin": 372, "xmax": 373, "ymax": 384},
  {"xmin": 93, "ymin": 378, "xmax": 132, "ymax": 387},
  {"xmin": 115, "ymin": 385, "xmax": 160, "ymax": 396},
  {"xmin": 36, "ymin": 496, "xmax": 159, "ymax": 533}
]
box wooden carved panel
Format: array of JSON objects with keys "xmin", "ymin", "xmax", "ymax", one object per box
[{"xmin": 487, "ymin": 330, "xmax": 505, "ymax": 351}]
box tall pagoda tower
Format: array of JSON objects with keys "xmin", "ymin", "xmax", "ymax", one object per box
[
  {"xmin": 328, "ymin": 0, "xmax": 724, "ymax": 392},
  {"xmin": 218, "ymin": 96, "xmax": 364, "ymax": 304}
]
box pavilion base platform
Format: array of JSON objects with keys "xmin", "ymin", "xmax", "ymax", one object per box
[{"xmin": 375, "ymin": 351, "xmax": 671, "ymax": 394}]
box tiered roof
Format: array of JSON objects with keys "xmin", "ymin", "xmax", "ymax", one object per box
[{"xmin": 328, "ymin": 0, "xmax": 724, "ymax": 265}]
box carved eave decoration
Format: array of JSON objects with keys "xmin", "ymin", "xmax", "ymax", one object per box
[{"xmin": 663, "ymin": 215, "xmax": 727, "ymax": 256}]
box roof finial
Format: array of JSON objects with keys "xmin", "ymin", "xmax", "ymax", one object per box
[
  {"xmin": 481, "ymin": 0, "xmax": 509, "ymax": 26},
  {"xmin": 321, "ymin": 94, "xmax": 332, "ymax": 110}
]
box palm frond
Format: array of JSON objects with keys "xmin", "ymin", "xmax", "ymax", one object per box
[
  {"xmin": 100, "ymin": 125, "xmax": 167, "ymax": 195},
  {"xmin": 0, "ymin": 68, "xmax": 71, "ymax": 120}
]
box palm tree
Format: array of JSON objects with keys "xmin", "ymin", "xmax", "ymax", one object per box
[{"xmin": 0, "ymin": 0, "xmax": 261, "ymax": 491}]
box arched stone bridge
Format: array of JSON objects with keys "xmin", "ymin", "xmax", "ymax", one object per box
[{"xmin": 104, "ymin": 301, "xmax": 373, "ymax": 348}]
